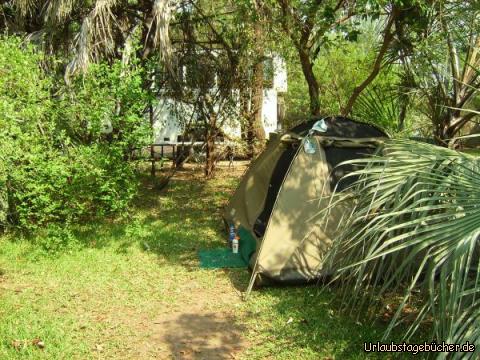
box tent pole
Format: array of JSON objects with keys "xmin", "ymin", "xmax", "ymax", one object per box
[{"xmin": 243, "ymin": 271, "xmax": 257, "ymax": 301}]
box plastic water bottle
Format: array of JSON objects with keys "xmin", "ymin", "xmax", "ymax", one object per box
[
  {"xmin": 229, "ymin": 224, "xmax": 236, "ymax": 247},
  {"xmin": 232, "ymin": 236, "xmax": 239, "ymax": 254}
]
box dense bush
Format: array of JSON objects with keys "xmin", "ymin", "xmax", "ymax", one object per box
[{"xmin": 0, "ymin": 36, "xmax": 151, "ymax": 233}]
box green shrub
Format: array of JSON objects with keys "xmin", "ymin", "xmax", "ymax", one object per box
[
  {"xmin": 0, "ymin": 36, "xmax": 151, "ymax": 234},
  {"xmin": 33, "ymin": 224, "xmax": 79, "ymax": 254}
]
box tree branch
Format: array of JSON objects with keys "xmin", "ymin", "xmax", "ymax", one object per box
[
  {"xmin": 450, "ymin": 109, "xmax": 478, "ymax": 133},
  {"xmin": 276, "ymin": 0, "xmax": 300, "ymax": 48},
  {"xmin": 341, "ymin": 10, "xmax": 397, "ymax": 116}
]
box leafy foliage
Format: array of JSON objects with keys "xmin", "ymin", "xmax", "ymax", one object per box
[
  {"xmin": 353, "ymin": 85, "xmax": 400, "ymax": 133},
  {"xmin": 0, "ymin": 36, "xmax": 150, "ymax": 234},
  {"xmin": 283, "ymin": 25, "xmax": 400, "ymax": 131},
  {"xmin": 325, "ymin": 139, "xmax": 480, "ymax": 357}
]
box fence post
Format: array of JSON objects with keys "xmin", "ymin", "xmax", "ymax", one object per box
[
  {"xmin": 160, "ymin": 145, "xmax": 164, "ymax": 168},
  {"xmin": 149, "ymin": 104, "xmax": 156, "ymax": 177}
]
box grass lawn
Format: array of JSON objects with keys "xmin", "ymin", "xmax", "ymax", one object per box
[{"xmin": 0, "ymin": 162, "xmax": 412, "ymax": 359}]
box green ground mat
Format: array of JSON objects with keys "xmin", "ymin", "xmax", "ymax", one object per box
[
  {"xmin": 198, "ymin": 248, "xmax": 248, "ymax": 269},
  {"xmin": 237, "ymin": 226, "xmax": 256, "ymax": 264}
]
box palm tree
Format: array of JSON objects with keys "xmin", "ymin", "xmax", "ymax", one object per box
[
  {"xmin": 1, "ymin": 0, "xmax": 174, "ymax": 76},
  {"xmin": 394, "ymin": 1, "xmax": 480, "ymax": 146},
  {"xmin": 325, "ymin": 139, "xmax": 480, "ymax": 359}
]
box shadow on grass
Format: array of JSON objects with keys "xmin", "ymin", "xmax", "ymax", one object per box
[
  {"xmin": 132, "ymin": 171, "xmax": 233, "ymax": 263},
  {"xmin": 225, "ymin": 267, "xmax": 422, "ymax": 358},
  {"xmin": 234, "ymin": 280, "xmax": 419, "ymax": 359},
  {"xmin": 154, "ymin": 311, "xmax": 247, "ymax": 359},
  {"xmin": 27, "ymin": 166, "xmax": 237, "ymax": 264}
]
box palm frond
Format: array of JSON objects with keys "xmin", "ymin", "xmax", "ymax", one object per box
[
  {"xmin": 11, "ymin": 0, "xmax": 38, "ymax": 18},
  {"xmin": 66, "ymin": 0, "xmax": 117, "ymax": 78},
  {"xmin": 325, "ymin": 139, "xmax": 480, "ymax": 359},
  {"xmin": 42, "ymin": 0, "xmax": 77, "ymax": 24},
  {"xmin": 353, "ymin": 85, "xmax": 400, "ymax": 131},
  {"xmin": 149, "ymin": 0, "xmax": 174, "ymax": 72}
]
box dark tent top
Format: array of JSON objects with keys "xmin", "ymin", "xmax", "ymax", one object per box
[{"xmin": 290, "ymin": 116, "xmax": 387, "ymax": 138}]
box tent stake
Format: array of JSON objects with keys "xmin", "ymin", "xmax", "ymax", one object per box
[{"xmin": 243, "ymin": 272, "xmax": 257, "ymax": 301}]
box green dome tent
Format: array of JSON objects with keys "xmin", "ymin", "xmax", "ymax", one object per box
[{"xmin": 222, "ymin": 117, "xmax": 388, "ymax": 295}]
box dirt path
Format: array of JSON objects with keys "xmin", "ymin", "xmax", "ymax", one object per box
[
  {"xmin": 135, "ymin": 291, "xmax": 247, "ymax": 359},
  {"xmin": 127, "ymin": 162, "xmax": 250, "ymax": 360}
]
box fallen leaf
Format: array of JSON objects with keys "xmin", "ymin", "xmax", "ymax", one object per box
[
  {"xmin": 11, "ymin": 340, "xmax": 23, "ymax": 351},
  {"xmin": 32, "ymin": 339, "xmax": 45, "ymax": 349}
]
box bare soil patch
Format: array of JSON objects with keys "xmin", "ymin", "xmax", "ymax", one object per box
[{"xmin": 126, "ymin": 276, "xmax": 248, "ymax": 360}]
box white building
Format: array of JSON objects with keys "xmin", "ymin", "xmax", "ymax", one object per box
[{"xmin": 153, "ymin": 56, "xmax": 287, "ymax": 144}]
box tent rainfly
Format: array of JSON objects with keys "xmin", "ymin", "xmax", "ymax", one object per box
[{"xmin": 222, "ymin": 116, "xmax": 388, "ymax": 295}]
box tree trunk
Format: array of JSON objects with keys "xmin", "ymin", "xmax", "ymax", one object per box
[
  {"xmin": 248, "ymin": 60, "xmax": 266, "ymax": 157},
  {"xmin": 434, "ymin": 111, "xmax": 462, "ymax": 147},
  {"xmin": 397, "ymin": 69, "xmax": 415, "ymax": 132},
  {"xmin": 247, "ymin": 20, "xmax": 266, "ymax": 158},
  {"xmin": 149, "ymin": 104, "xmax": 156, "ymax": 177},
  {"xmin": 398, "ymin": 100, "xmax": 408, "ymax": 132},
  {"xmin": 205, "ymin": 132, "xmax": 215, "ymax": 177},
  {"xmin": 298, "ymin": 47, "xmax": 321, "ymax": 116},
  {"xmin": 239, "ymin": 85, "xmax": 250, "ymax": 140},
  {"xmin": 204, "ymin": 114, "xmax": 217, "ymax": 178}
]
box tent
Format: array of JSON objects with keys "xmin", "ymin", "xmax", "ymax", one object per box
[{"xmin": 222, "ymin": 116, "xmax": 388, "ymax": 294}]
